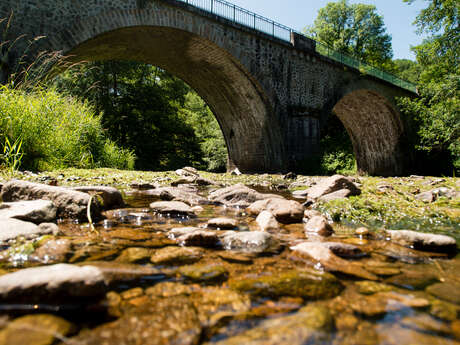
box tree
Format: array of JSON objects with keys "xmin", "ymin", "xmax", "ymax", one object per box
[
  {"xmin": 305, "ymin": 0, "xmax": 394, "ymax": 69},
  {"xmin": 394, "ymin": 59, "xmax": 422, "ymax": 84},
  {"xmin": 398, "ymin": 0, "xmax": 459, "ymax": 173}
]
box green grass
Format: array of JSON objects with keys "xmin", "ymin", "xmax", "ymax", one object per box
[{"xmin": 0, "ymin": 86, "xmax": 135, "ymax": 171}]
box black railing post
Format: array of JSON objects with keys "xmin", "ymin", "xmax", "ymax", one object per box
[
  {"xmin": 272, "ymin": 21, "xmax": 275, "ymax": 36},
  {"xmin": 211, "ymin": 0, "xmax": 213, "ymax": 13},
  {"xmin": 233, "ymin": 4, "xmax": 236, "ymax": 22},
  {"xmin": 253, "ymin": 13, "xmax": 256, "ymax": 29}
]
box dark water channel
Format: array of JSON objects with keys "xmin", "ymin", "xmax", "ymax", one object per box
[{"xmin": 0, "ymin": 185, "xmax": 459, "ymax": 345}]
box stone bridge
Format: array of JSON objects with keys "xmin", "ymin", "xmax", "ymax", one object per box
[{"xmin": 0, "ymin": 0, "xmax": 415, "ymax": 175}]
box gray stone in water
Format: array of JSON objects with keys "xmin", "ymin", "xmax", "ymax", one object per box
[
  {"xmin": 222, "ymin": 231, "xmax": 278, "ymax": 253},
  {"xmin": 0, "ymin": 218, "xmax": 56, "ymax": 243},
  {"xmin": 0, "ymin": 199, "xmax": 57, "ymax": 223},
  {"xmin": 247, "ymin": 197, "xmax": 304, "ymax": 224},
  {"xmin": 149, "ymin": 187, "xmax": 209, "ymax": 206},
  {"xmin": 149, "ymin": 201, "xmax": 196, "ymax": 217},
  {"xmin": 386, "ymin": 230, "xmax": 457, "ymax": 253},
  {"xmin": 71, "ymin": 186, "xmax": 124, "ymax": 209},
  {"xmin": 1, "ymin": 180, "xmax": 100, "ymax": 220},
  {"xmin": 321, "ymin": 242, "xmax": 365, "ymax": 258}
]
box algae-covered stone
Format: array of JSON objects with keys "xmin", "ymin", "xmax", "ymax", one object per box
[
  {"xmin": 355, "ymin": 281, "xmax": 393, "ymax": 295},
  {"xmin": 116, "ymin": 247, "xmax": 152, "ymax": 263},
  {"xmin": 150, "ymin": 246, "xmax": 204, "ymax": 265},
  {"xmin": 179, "ymin": 264, "xmax": 228, "ymax": 283},
  {"xmin": 229, "ymin": 269, "xmax": 343, "ymax": 299},
  {"xmin": 209, "ymin": 304, "xmax": 333, "ymax": 345},
  {"xmin": 0, "ymin": 314, "xmax": 74, "ymax": 345},
  {"xmin": 429, "ymin": 299, "xmax": 459, "ymax": 321},
  {"xmin": 426, "ymin": 281, "xmax": 460, "ymax": 305}
]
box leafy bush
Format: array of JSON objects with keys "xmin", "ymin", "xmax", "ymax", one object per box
[{"xmin": 0, "ymin": 86, "xmax": 135, "ymax": 171}]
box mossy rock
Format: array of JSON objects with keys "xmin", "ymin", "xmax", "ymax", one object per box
[{"xmin": 229, "ymin": 269, "xmax": 343, "ymax": 299}]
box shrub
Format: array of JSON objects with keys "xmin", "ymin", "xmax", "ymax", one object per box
[{"xmin": 0, "ymin": 86, "xmax": 135, "ymax": 171}]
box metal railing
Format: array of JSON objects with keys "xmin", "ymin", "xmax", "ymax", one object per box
[{"xmin": 176, "ymin": 0, "xmax": 417, "ymax": 93}]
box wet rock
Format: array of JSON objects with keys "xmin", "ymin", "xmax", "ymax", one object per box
[
  {"xmin": 149, "ymin": 201, "xmax": 196, "ymax": 217},
  {"xmin": 145, "ymin": 281, "xmax": 196, "ymax": 297},
  {"xmin": 33, "ymin": 238, "xmax": 72, "ymax": 264},
  {"xmin": 0, "ymin": 218, "xmax": 55, "ymax": 243},
  {"xmin": 148, "ymin": 187, "xmax": 209, "ymax": 206},
  {"xmin": 373, "ymin": 241, "xmax": 447, "ymax": 264},
  {"xmin": 291, "ymin": 242, "xmax": 377, "ymax": 280},
  {"xmin": 150, "ymin": 246, "xmax": 204, "ymax": 265},
  {"xmin": 0, "ymin": 200, "xmax": 57, "ymax": 223},
  {"xmin": 321, "ymin": 242, "xmax": 365, "ymax": 258},
  {"xmin": 304, "ymin": 216, "xmax": 334, "ymax": 236},
  {"xmin": 303, "ymin": 209, "xmax": 322, "ymax": 220},
  {"xmin": 256, "ymin": 211, "xmax": 279, "ymax": 231},
  {"xmin": 208, "ymin": 184, "xmax": 282, "ymax": 208},
  {"xmin": 0, "ymin": 314, "xmax": 74, "ymax": 345},
  {"xmin": 452, "ymin": 320, "xmax": 460, "ymax": 339},
  {"xmin": 130, "ymin": 182, "xmax": 156, "ymax": 190},
  {"xmin": 222, "ymin": 231, "xmax": 279, "ymax": 254},
  {"xmin": 179, "ymin": 264, "xmax": 228, "ymax": 283},
  {"xmin": 303, "ymin": 175, "xmax": 361, "ymax": 200},
  {"xmin": 247, "ymin": 197, "xmax": 304, "ymax": 224},
  {"xmin": 71, "ymin": 186, "xmax": 124, "ymax": 209},
  {"xmin": 355, "ymin": 281, "xmax": 393, "ymax": 295},
  {"xmin": 401, "ymin": 314, "xmax": 453, "ymax": 336},
  {"xmin": 349, "ymin": 292, "xmax": 430, "ymax": 317},
  {"xmin": 427, "ymin": 281, "xmax": 460, "ymax": 305},
  {"xmin": 429, "ymin": 299, "xmax": 459, "ymax": 321},
  {"xmin": 169, "ymin": 227, "xmax": 203, "ymax": 239},
  {"xmin": 177, "ymin": 230, "xmax": 220, "ymax": 248},
  {"xmin": 116, "ymin": 247, "xmax": 152, "ymax": 263},
  {"xmin": 218, "ymin": 252, "xmax": 254, "ymax": 264},
  {"xmin": 207, "ymin": 217, "xmax": 238, "ymax": 229},
  {"xmin": 209, "ymin": 304, "xmax": 333, "ymax": 345},
  {"xmin": 0, "ymin": 264, "xmax": 106, "ymax": 302},
  {"xmin": 0, "ymin": 180, "xmax": 101, "ymax": 220},
  {"xmin": 356, "ymin": 227, "xmax": 370, "ymax": 236},
  {"xmin": 69, "ymin": 296, "xmax": 201, "ymax": 345},
  {"xmin": 229, "ymin": 269, "xmax": 343, "ymax": 299},
  {"xmin": 318, "ymin": 189, "xmax": 354, "ymax": 202},
  {"xmin": 377, "ymin": 324, "xmax": 459, "ymax": 345},
  {"xmin": 385, "ymin": 270, "xmax": 439, "ymax": 290},
  {"xmin": 386, "ymin": 230, "xmax": 457, "ymax": 253}
]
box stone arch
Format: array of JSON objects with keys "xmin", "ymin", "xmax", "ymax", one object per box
[
  {"xmin": 45, "ymin": 8, "xmax": 285, "ymax": 172},
  {"xmin": 332, "ymin": 88, "xmax": 405, "ymax": 176}
]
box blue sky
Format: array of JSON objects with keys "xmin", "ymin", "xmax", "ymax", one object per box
[{"xmin": 227, "ymin": 0, "xmax": 427, "ymax": 60}]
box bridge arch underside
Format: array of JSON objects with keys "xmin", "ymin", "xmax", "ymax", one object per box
[
  {"xmin": 64, "ymin": 26, "xmax": 283, "ymax": 173},
  {"xmin": 333, "ymin": 89, "xmax": 405, "ymax": 176}
]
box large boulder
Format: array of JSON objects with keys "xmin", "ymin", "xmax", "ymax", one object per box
[
  {"xmin": 247, "ymin": 198, "xmax": 304, "ymax": 224},
  {"xmin": 302, "ymin": 175, "xmax": 361, "ymax": 200},
  {"xmin": 386, "ymin": 230, "xmax": 457, "ymax": 253},
  {"xmin": 71, "ymin": 186, "xmax": 124, "ymax": 209},
  {"xmin": 0, "ymin": 199, "xmax": 57, "ymax": 223},
  {"xmin": 208, "ymin": 184, "xmax": 282, "ymax": 208},
  {"xmin": 0, "ymin": 218, "xmax": 57, "ymax": 243},
  {"xmin": 1, "ymin": 180, "xmax": 101, "ymax": 220}
]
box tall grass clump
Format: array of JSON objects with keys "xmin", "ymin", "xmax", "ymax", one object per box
[{"xmin": 0, "ymin": 86, "xmax": 135, "ymax": 171}]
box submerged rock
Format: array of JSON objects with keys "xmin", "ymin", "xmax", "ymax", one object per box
[
  {"xmin": 69, "ymin": 297, "xmax": 201, "ymax": 345},
  {"xmin": 426, "ymin": 281, "xmax": 460, "ymax": 305},
  {"xmin": 0, "ymin": 314, "xmax": 74, "ymax": 345},
  {"xmin": 386, "ymin": 230, "xmax": 457, "ymax": 253},
  {"xmin": 247, "ymin": 198, "xmax": 304, "ymax": 224},
  {"xmin": 208, "ymin": 184, "xmax": 282, "ymax": 208},
  {"xmin": 149, "ymin": 201, "xmax": 196, "ymax": 217},
  {"xmin": 116, "ymin": 247, "xmax": 152, "ymax": 263},
  {"xmin": 179, "ymin": 264, "xmax": 228, "ymax": 283},
  {"xmin": 33, "ymin": 239, "xmax": 72, "ymax": 264},
  {"xmin": 71, "ymin": 186, "xmax": 124, "ymax": 209},
  {"xmin": 222, "ymin": 231, "xmax": 279, "ymax": 253},
  {"xmin": 150, "ymin": 246, "xmax": 204, "ymax": 265},
  {"xmin": 0, "ymin": 180, "xmax": 101, "ymax": 220},
  {"xmin": 210, "ymin": 304, "xmax": 333, "ymax": 345},
  {"xmin": 291, "ymin": 242, "xmax": 377, "ymax": 280},
  {"xmin": 229, "ymin": 269, "xmax": 343, "ymax": 299},
  {"xmin": 0, "ymin": 200, "xmax": 57, "ymax": 223},
  {"xmin": 177, "ymin": 230, "xmax": 220, "ymax": 248}
]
